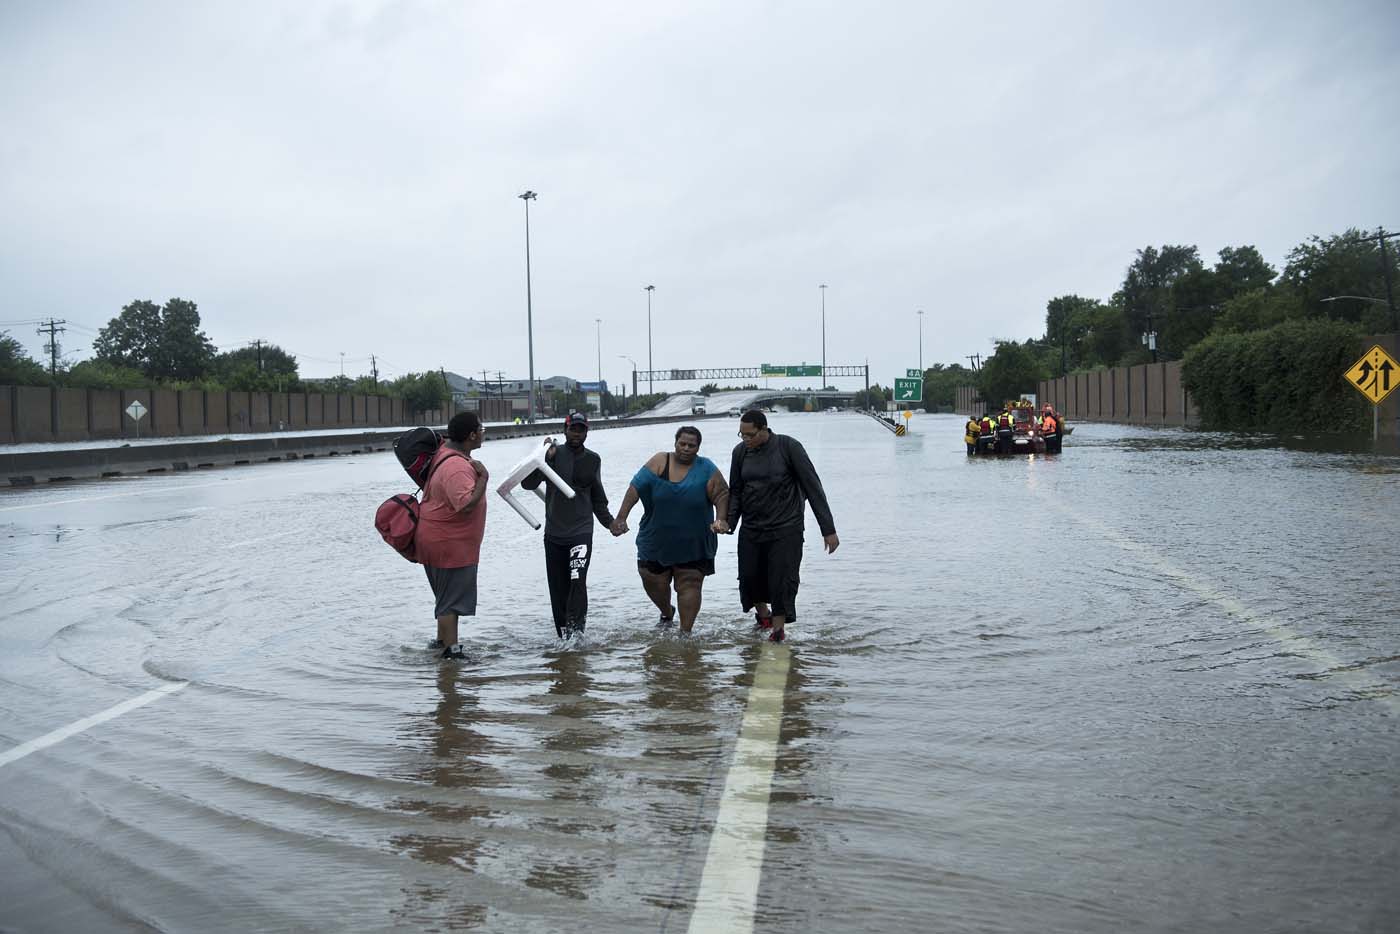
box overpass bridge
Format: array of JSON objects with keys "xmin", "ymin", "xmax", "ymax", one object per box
[
  {"xmin": 629, "ymin": 363, "xmax": 872, "ymax": 417},
  {"xmin": 635, "ymin": 387, "xmax": 865, "ymax": 419},
  {"xmin": 634, "ymin": 364, "xmax": 868, "ymax": 386}
]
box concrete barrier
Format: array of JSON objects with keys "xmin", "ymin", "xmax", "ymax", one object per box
[
  {"xmin": 56, "ymin": 388, "xmax": 87, "ymax": 441},
  {"xmin": 16, "ymin": 386, "xmax": 51, "ymax": 442},
  {"xmin": 1, "ymin": 411, "xmax": 733, "ymax": 486},
  {"xmin": 0, "ymin": 387, "xmax": 13, "ymax": 444}
]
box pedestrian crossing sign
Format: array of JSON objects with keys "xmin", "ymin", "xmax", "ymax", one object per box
[{"xmin": 1344, "ymin": 344, "xmax": 1399, "ymax": 404}]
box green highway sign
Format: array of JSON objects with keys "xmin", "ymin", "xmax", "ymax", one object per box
[
  {"xmin": 906, "ymin": 368, "xmax": 921, "ymax": 378},
  {"xmin": 894, "ymin": 378, "xmax": 923, "ymax": 402},
  {"xmin": 760, "ymin": 364, "xmax": 822, "ymax": 377}
]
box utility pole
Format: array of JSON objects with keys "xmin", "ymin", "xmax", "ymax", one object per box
[
  {"xmin": 36, "ymin": 319, "xmax": 66, "ymax": 378},
  {"xmin": 645, "ymin": 285, "xmax": 655, "ymax": 395},
  {"xmin": 370, "ymin": 354, "xmax": 378, "ymax": 382},
  {"xmin": 253, "ymin": 339, "xmax": 266, "ymax": 371},
  {"xmin": 1359, "ymin": 227, "xmax": 1398, "ymax": 331},
  {"xmin": 819, "ymin": 284, "xmax": 827, "ymax": 387}
]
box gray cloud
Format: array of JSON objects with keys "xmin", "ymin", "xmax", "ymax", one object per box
[{"xmin": 3, "ymin": 0, "xmax": 1397, "ymax": 388}]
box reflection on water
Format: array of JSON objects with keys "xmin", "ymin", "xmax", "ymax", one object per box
[
  {"xmin": 388, "ymin": 666, "xmax": 498, "ymax": 930},
  {"xmin": 525, "ymin": 650, "xmax": 609, "ymax": 901}
]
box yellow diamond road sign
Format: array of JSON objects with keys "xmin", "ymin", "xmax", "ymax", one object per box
[{"xmin": 1345, "ymin": 344, "xmax": 1400, "ymax": 405}]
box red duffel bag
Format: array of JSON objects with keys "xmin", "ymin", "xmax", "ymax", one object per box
[{"xmin": 376, "ymin": 493, "xmax": 422, "ymax": 562}]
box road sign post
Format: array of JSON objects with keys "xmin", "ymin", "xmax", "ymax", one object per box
[
  {"xmin": 893, "ymin": 378, "xmax": 922, "ymax": 404},
  {"xmin": 125, "ymin": 399, "xmax": 147, "ymax": 439},
  {"xmin": 1344, "ymin": 344, "xmax": 1399, "ymax": 442}
]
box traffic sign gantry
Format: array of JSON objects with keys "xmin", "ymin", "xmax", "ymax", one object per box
[
  {"xmin": 894, "ymin": 378, "xmax": 922, "ymax": 402},
  {"xmin": 1344, "ymin": 344, "xmax": 1399, "ymax": 405}
]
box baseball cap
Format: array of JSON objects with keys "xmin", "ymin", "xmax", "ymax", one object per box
[{"xmin": 565, "ymin": 412, "xmax": 589, "ymax": 428}]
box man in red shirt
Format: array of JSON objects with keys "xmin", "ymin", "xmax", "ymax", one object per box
[{"xmin": 415, "ymin": 412, "xmax": 489, "ymax": 659}]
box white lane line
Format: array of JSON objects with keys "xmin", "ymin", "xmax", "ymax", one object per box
[
  {"xmin": 225, "ymin": 528, "xmax": 303, "ymax": 549},
  {"xmin": 688, "ymin": 643, "xmax": 791, "ymax": 934},
  {"xmin": 0, "ymin": 681, "xmax": 189, "ymax": 769},
  {"xmin": 1033, "ymin": 487, "xmax": 1399, "ymax": 713},
  {"xmin": 0, "ymin": 478, "xmax": 251, "ymax": 513}
]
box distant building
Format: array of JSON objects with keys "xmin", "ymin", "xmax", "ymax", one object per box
[{"xmin": 443, "ymin": 371, "xmax": 606, "ymax": 419}]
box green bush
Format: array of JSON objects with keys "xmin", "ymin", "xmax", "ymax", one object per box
[
  {"xmin": 1182, "ymin": 319, "xmax": 1370, "ymax": 432},
  {"xmin": 63, "ymin": 359, "xmax": 152, "ymax": 390}
]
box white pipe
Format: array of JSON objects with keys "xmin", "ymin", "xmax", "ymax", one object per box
[{"xmin": 495, "ymin": 439, "xmax": 574, "ymax": 528}]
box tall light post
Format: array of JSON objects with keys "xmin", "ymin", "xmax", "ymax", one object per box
[
  {"xmin": 917, "ymin": 309, "xmax": 924, "ymax": 373},
  {"xmin": 1321, "ymin": 295, "xmax": 1392, "ymax": 309},
  {"xmin": 618, "ymin": 354, "xmax": 637, "ymax": 412},
  {"xmin": 519, "ymin": 190, "xmax": 538, "ymax": 422},
  {"xmin": 644, "ymin": 285, "xmax": 655, "ymax": 395},
  {"xmin": 819, "ymin": 284, "xmax": 827, "ymax": 387},
  {"xmin": 595, "ymin": 318, "xmax": 602, "ymax": 413}
]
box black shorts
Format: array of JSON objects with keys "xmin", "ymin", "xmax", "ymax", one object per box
[
  {"xmin": 736, "ymin": 530, "xmax": 803, "ymax": 621},
  {"xmin": 638, "ymin": 558, "xmax": 716, "ymax": 576}
]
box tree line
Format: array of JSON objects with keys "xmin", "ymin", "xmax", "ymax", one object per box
[
  {"xmin": 951, "ymin": 227, "xmax": 1396, "ymax": 427},
  {"xmin": 1, "ymin": 298, "xmax": 452, "ymax": 413}
]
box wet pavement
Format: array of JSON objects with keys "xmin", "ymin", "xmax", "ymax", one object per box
[{"xmin": 1, "ymin": 413, "xmax": 1397, "ymax": 932}]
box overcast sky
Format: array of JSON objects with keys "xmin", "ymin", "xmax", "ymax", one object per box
[{"xmin": 2, "ymin": 0, "xmax": 1397, "ymax": 389}]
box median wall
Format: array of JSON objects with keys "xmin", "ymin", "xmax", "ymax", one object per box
[
  {"xmin": 953, "ymin": 361, "xmax": 1199, "ymax": 426},
  {"xmin": 1, "ymin": 386, "xmax": 442, "ymax": 445},
  {"xmin": 1037, "ymin": 361, "xmax": 1198, "ymax": 426}
]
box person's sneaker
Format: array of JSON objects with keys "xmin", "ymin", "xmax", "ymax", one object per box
[
  {"xmin": 754, "ymin": 614, "xmax": 773, "ymax": 630},
  {"xmin": 440, "ymin": 644, "xmax": 467, "ymax": 660},
  {"xmin": 656, "ymin": 612, "xmax": 676, "ymax": 629},
  {"xmin": 428, "ymin": 639, "xmax": 445, "ymax": 650},
  {"xmin": 768, "ymin": 628, "xmax": 785, "ymax": 643}
]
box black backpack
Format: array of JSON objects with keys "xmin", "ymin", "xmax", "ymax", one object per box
[{"xmin": 393, "ymin": 427, "xmax": 444, "ymax": 488}]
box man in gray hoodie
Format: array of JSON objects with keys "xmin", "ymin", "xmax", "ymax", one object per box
[{"xmin": 523, "ymin": 412, "xmax": 616, "ymax": 638}]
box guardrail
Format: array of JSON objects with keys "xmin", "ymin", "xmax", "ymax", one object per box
[{"xmin": 2, "ymin": 412, "xmax": 728, "ymax": 486}]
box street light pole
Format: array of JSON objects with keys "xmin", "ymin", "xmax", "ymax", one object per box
[
  {"xmin": 595, "ymin": 318, "xmax": 602, "ymax": 412},
  {"xmin": 917, "ymin": 309, "xmax": 924, "ymax": 373},
  {"xmin": 618, "ymin": 354, "xmax": 637, "ymax": 413},
  {"xmin": 1321, "ymin": 294, "xmax": 1397, "ymax": 331},
  {"xmin": 519, "ymin": 190, "xmax": 538, "ymax": 423},
  {"xmin": 644, "ymin": 285, "xmax": 655, "ymax": 395},
  {"xmin": 819, "ymin": 284, "xmax": 827, "ymax": 386}
]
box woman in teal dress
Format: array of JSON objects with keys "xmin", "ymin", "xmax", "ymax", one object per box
[{"xmin": 610, "ymin": 425, "xmax": 730, "ymax": 634}]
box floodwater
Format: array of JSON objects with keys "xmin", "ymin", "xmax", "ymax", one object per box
[{"xmin": 1, "ymin": 413, "xmax": 1397, "ymax": 933}]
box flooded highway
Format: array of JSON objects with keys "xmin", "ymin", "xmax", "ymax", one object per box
[{"xmin": 1, "ymin": 413, "xmax": 1397, "ymax": 933}]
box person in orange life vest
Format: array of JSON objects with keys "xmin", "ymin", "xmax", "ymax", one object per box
[{"xmin": 1040, "ymin": 406, "xmax": 1061, "ymax": 453}]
